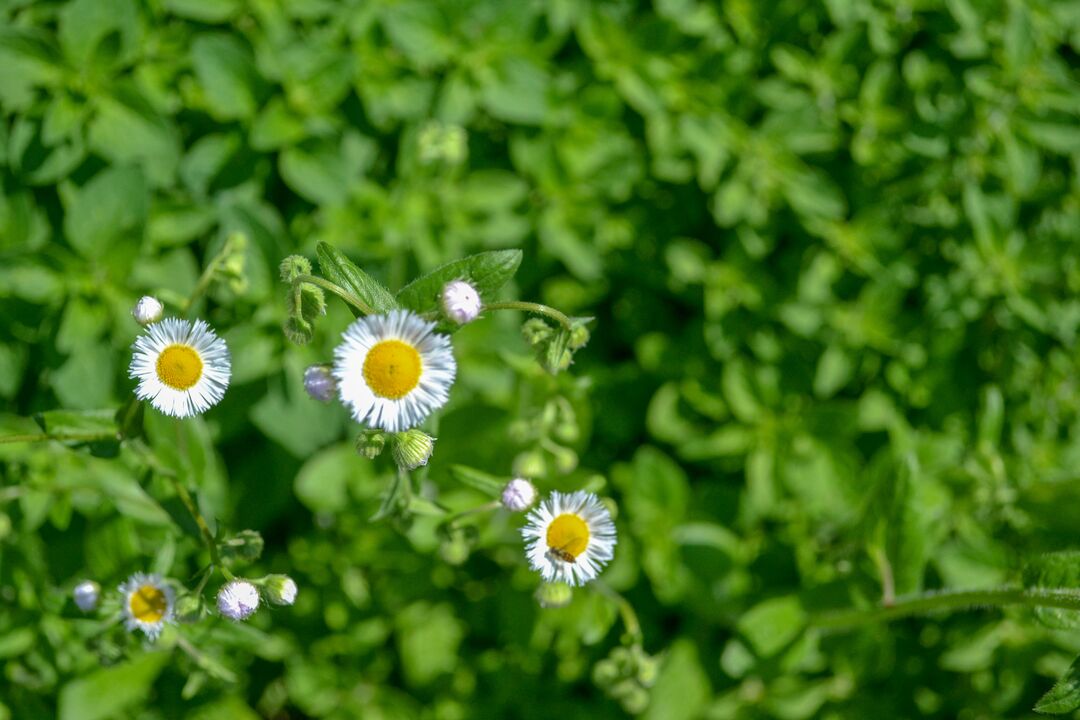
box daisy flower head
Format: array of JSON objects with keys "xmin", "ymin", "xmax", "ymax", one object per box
[
  {"xmin": 129, "ymin": 318, "xmax": 231, "ymax": 418},
  {"xmin": 333, "ymin": 309, "xmax": 456, "ymax": 433},
  {"xmin": 119, "ymin": 572, "xmax": 175, "ymax": 641},
  {"xmin": 522, "ymin": 491, "xmax": 617, "ymax": 587}
]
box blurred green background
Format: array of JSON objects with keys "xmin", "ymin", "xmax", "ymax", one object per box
[{"xmin": 3, "ymin": 0, "xmax": 1080, "ymax": 717}]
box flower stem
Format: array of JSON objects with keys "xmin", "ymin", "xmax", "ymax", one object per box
[
  {"xmin": 809, "ymin": 586, "xmax": 1080, "ymax": 630},
  {"xmin": 171, "ymin": 421, "xmax": 222, "ymax": 569},
  {"xmin": 182, "ymin": 255, "xmax": 221, "ymax": 314},
  {"xmin": 483, "ymin": 301, "xmax": 574, "ymax": 331},
  {"xmin": 0, "ymin": 431, "xmax": 119, "ymax": 445},
  {"xmin": 593, "ymin": 580, "xmax": 644, "ymax": 644},
  {"xmin": 292, "ymin": 274, "xmax": 375, "ymax": 315}
]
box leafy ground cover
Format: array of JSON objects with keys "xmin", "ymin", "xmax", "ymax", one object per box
[{"xmin": 2, "ymin": 0, "xmax": 1080, "ymax": 718}]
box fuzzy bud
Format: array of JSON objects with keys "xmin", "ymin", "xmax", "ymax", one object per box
[
  {"xmin": 304, "ymin": 364, "xmax": 337, "ymax": 402},
  {"xmin": 262, "ymin": 575, "xmax": 298, "ymax": 606},
  {"xmin": 217, "ymin": 579, "xmax": 260, "ymax": 621},
  {"xmin": 73, "ymin": 580, "xmax": 100, "ymax": 612},
  {"xmin": 132, "ymin": 296, "xmax": 164, "ymax": 326},
  {"xmin": 392, "ymin": 429, "xmax": 436, "ymax": 470},
  {"xmin": 440, "ymin": 280, "xmax": 482, "ymax": 325},
  {"xmin": 522, "ymin": 318, "xmax": 554, "ymax": 346},
  {"xmin": 356, "ymin": 430, "xmax": 388, "ymax": 459},
  {"xmin": 278, "ymin": 255, "xmax": 312, "ymax": 282},
  {"xmin": 535, "ymin": 581, "xmax": 573, "ymax": 609},
  {"xmin": 500, "ymin": 477, "xmax": 537, "ymax": 511}
]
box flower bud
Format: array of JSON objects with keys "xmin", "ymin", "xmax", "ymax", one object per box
[
  {"xmin": 356, "ymin": 430, "xmax": 388, "ymax": 459},
  {"xmin": 217, "ymin": 579, "xmax": 260, "ymax": 621},
  {"xmin": 440, "ymin": 280, "xmax": 482, "ymax": 325},
  {"xmin": 535, "ymin": 581, "xmax": 573, "ymax": 609},
  {"xmin": 392, "ymin": 429, "xmax": 435, "ymax": 470},
  {"xmin": 73, "ymin": 580, "xmax": 100, "ymax": 612},
  {"xmin": 303, "ymin": 364, "xmax": 337, "ymax": 402},
  {"xmin": 132, "ymin": 296, "xmax": 164, "ymax": 326},
  {"xmin": 278, "ymin": 255, "xmax": 312, "ymax": 282},
  {"xmin": 262, "ymin": 574, "xmax": 298, "ymax": 606},
  {"xmin": 521, "ymin": 318, "xmax": 553, "ymax": 346},
  {"xmin": 500, "ymin": 477, "xmax": 537, "ymax": 511}
]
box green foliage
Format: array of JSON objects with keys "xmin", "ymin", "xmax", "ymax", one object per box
[{"xmin": 4, "ymin": 0, "xmax": 1080, "ymax": 717}]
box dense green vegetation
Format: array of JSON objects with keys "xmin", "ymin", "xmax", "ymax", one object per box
[{"xmin": 3, "ymin": 0, "xmax": 1080, "ymax": 717}]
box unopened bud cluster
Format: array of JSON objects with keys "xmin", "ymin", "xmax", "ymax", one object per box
[{"xmin": 593, "ymin": 644, "xmax": 659, "ymax": 715}]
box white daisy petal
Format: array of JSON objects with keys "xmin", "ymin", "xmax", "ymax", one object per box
[
  {"xmin": 118, "ymin": 572, "xmax": 175, "ymax": 641},
  {"xmin": 129, "ymin": 318, "xmax": 231, "ymax": 418},
  {"xmin": 332, "ymin": 309, "xmax": 457, "ymax": 433},
  {"xmin": 520, "ymin": 491, "xmax": 618, "ymax": 587}
]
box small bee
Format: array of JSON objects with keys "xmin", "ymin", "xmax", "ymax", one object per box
[{"xmin": 548, "ymin": 543, "xmax": 577, "ymax": 564}]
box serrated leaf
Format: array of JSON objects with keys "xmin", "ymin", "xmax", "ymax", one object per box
[
  {"xmin": 316, "ymin": 242, "xmax": 398, "ymax": 316},
  {"xmin": 1036, "ymin": 653, "xmax": 1080, "ymax": 714},
  {"xmin": 396, "ymin": 249, "xmax": 522, "ymax": 315}
]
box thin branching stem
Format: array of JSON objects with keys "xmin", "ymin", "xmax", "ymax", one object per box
[
  {"xmin": 483, "ymin": 301, "xmax": 574, "ymax": 331},
  {"xmin": 593, "ymin": 580, "xmax": 644, "ymax": 645}
]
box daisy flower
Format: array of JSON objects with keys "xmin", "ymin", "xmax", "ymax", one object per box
[
  {"xmin": 129, "ymin": 318, "xmax": 231, "ymax": 418},
  {"xmin": 332, "ymin": 309, "xmax": 456, "ymax": 432},
  {"xmin": 522, "ymin": 491, "xmax": 617, "ymax": 586},
  {"xmin": 119, "ymin": 572, "xmax": 175, "ymax": 641}
]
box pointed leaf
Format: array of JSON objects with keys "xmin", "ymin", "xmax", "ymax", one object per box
[
  {"xmin": 316, "ymin": 242, "xmax": 397, "ymax": 316},
  {"xmin": 1036, "ymin": 653, "xmax": 1080, "ymax": 714},
  {"xmin": 396, "ymin": 250, "xmax": 523, "ymax": 315}
]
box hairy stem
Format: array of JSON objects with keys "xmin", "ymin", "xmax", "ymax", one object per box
[
  {"xmin": 809, "ymin": 586, "xmax": 1080, "ymax": 629},
  {"xmin": 172, "ymin": 421, "xmax": 221, "ymax": 569},
  {"xmin": 0, "ymin": 431, "xmax": 119, "ymax": 445},
  {"xmin": 292, "ymin": 274, "xmax": 374, "ymax": 315},
  {"xmin": 483, "ymin": 301, "xmax": 574, "ymax": 331}
]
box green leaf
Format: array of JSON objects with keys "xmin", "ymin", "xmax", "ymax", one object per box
[
  {"xmin": 190, "ymin": 34, "xmax": 260, "ymax": 120},
  {"xmin": 449, "ymin": 465, "xmax": 505, "ymax": 496},
  {"xmin": 294, "ymin": 443, "xmax": 355, "ymax": 514},
  {"xmin": 737, "ymin": 596, "xmax": 806, "ymax": 657},
  {"xmin": 316, "ymin": 242, "xmax": 398, "ymax": 316},
  {"xmin": 58, "ymin": 652, "xmax": 169, "ymax": 720},
  {"xmin": 396, "ymin": 249, "xmax": 523, "ymax": 314},
  {"xmin": 1036, "ymin": 653, "xmax": 1080, "ymax": 714},
  {"xmin": 63, "ymin": 165, "xmax": 148, "ymax": 256},
  {"xmin": 642, "ymin": 639, "xmax": 712, "ymax": 720},
  {"xmin": 1024, "ymin": 552, "xmax": 1080, "ymax": 629}
]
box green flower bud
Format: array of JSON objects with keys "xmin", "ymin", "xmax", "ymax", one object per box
[
  {"xmin": 514, "ymin": 449, "xmax": 547, "ymax": 478},
  {"xmin": 392, "ymin": 429, "xmax": 436, "ymax": 470},
  {"xmin": 262, "ymin": 574, "xmax": 298, "ymax": 606},
  {"xmin": 568, "ymin": 322, "xmax": 590, "ymax": 349},
  {"xmin": 535, "ymin": 582, "xmax": 572, "ymax": 609},
  {"xmin": 522, "ymin": 318, "xmax": 553, "ymax": 346},
  {"xmin": 356, "ymin": 430, "xmax": 388, "ymax": 459},
  {"xmin": 279, "ymin": 255, "xmax": 312, "ymax": 282},
  {"xmin": 220, "ymin": 529, "xmax": 264, "ymax": 562},
  {"xmin": 593, "ymin": 659, "xmax": 619, "ymax": 687}
]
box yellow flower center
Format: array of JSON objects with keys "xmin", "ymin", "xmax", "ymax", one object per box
[
  {"xmin": 129, "ymin": 584, "xmax": 168, "ymax": 624},
  {"xmin": 156, "ymin": 345, "xmax": 203, "ymax": 390},
  {"xmin": 546, "ymin": 513, "xmax": 590, "ymax": 561},
  {"xmin": 363, "ymin": 340, "xmax": 422, "ymax": 399}
]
